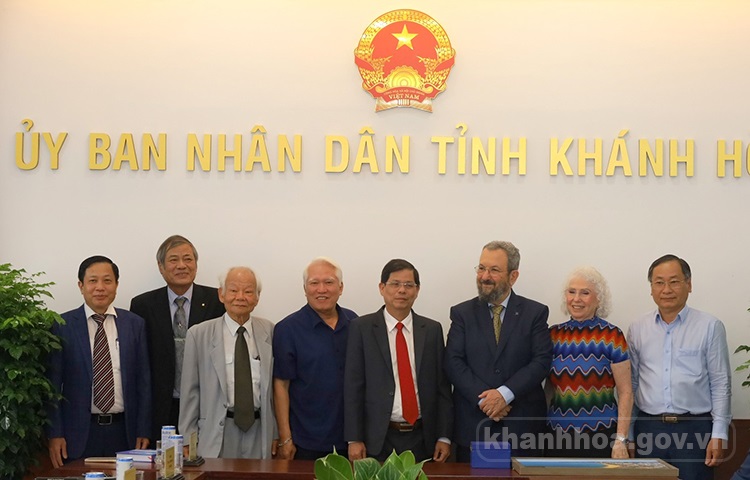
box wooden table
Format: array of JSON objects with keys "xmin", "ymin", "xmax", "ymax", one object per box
[{"xmin": 41, "ymin": 457, "xmax": 677, "ymax": 480}]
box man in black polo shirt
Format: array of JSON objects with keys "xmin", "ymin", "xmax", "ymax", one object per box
[{"xmin": 272, "ymin": 257, "xmax": 358, "ymax": 459}]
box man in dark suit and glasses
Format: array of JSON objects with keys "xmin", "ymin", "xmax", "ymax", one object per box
[
  {"xmin": 445, "ymin": 241, "xmax": 552, "ymax": 461},
  {"xmin": 130, "ymin": 235, "xmax": 225, "ymax": 441},
  {"xmin": 345, "ymin": 259, "xmax": 452, "ymax": 462}
]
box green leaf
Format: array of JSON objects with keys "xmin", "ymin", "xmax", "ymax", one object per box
[
  {"xmin": 374, "ymin": 460, "xmax": 400, "ymax": 480},
  {"xmin": 735, "ymin": 345, "xmax": 750, "ymax": 354},
  {"xmin": 382, "ymin": 450, "xmax": 403, "ymax": 470},
  {"xmin": 353, "ymin": 458, "xmax": 380, "ymax": 480},
  {"xmin": 315, "ymin": 458, "xmax": 335, "ymax": 480},
  {"xmin": 401, "ymin": 464, "xmax": 425, "ymax": 480},
  {"xmin": 326, "ymin": 451, "xmax": 354, "ymax": 480},
  {"xmin": 0, "ymin": 263, "xmax": 62, "ymax": 480},
  {"xmin": 397, "ymin": 450, "xmax": 416, "ymax": 469},
  {"xmin": 315, "ymin": 451, "xmax": 353, "ymax": 480}
]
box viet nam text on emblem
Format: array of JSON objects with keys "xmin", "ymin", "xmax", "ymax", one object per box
[{"xmin": 354, "ymin": 10, "xmax": 456, "ymax": 112}]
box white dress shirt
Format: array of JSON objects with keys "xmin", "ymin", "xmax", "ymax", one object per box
[
  {"xmin": 223, "ymin": 314, "xmax": 262, "ymax": 410},
  {"xmin": 383, "ymin": 309, "xmax": 421, "ymax": 422},
  {"xmin": 84, "ymin": 303, "xmax": 124, "ymax": 414}
]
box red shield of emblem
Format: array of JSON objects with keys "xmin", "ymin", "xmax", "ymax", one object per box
[{"xmin": 355, "ymin": 10, "xmax": 456, "ymax": 112}]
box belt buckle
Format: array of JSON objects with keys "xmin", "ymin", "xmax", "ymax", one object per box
[
  {"xmin": 663, "ymin": 414, "xmax": 678, "ymax": 424},
  {"xmin": 398, "ymin": 423, "xmax": 414, "ymax": 432},
  {"xmin": 98, "ymin": 414, "xmax": 113, "ymax": 425}
]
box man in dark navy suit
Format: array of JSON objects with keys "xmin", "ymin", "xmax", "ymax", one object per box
[
  {"xmin": 445, "ymin": 241, "xmax": 552, "ymax": 461},
  {"xmin": 130, "ymin": 235, "xmax": 224, "ymax": 441},
  {"xmin": 47, "ymin": 255, "xmax": 151, "ymax": 467}
]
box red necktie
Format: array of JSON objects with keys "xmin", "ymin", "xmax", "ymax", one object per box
[
  {"xmin": 395, "ymin": 322, "xmax": 418, "ymax": 425},
  {"xmin": 92, "ymin": 313, "xmax": 115, "ymax": 413}
]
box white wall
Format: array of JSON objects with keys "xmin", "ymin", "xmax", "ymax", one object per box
[{"xmin": 2, "ymin": 0, "xmax": 749, "ymax": 417}]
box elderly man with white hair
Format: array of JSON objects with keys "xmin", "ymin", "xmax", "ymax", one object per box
[
  {"xmin": 272, "ymin": 257, "xmax": 358, "ymax": 460},
  {"xmin": 179, "ymin": 266, "xmax": 276, "ymax": 459}
]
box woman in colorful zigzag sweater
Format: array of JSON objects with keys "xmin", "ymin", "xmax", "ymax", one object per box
[{"xmin": 546, "ymin": 266, "xmax": 633, "ymax": 459}]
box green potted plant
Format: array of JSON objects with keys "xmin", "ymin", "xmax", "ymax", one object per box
[
  {"xmin": 315, "ymin": 450, "xmax": 428, "ymax": 480},
  {"xmin": 0, "ymin": 264, "xmax": 63, "ymax": 480},
  {"xmin": 736, "ymin": 308, "xmax": 750, "ymax": 388}
]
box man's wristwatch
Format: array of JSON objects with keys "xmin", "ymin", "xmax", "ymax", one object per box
[{"xmin": 615, "ymin": 434, "xmax": 630, "ymax": 445}]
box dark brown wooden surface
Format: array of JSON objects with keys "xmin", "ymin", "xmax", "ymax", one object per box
[
  {"xmin": 32, "ymin": 419, "xmax": 750, "ymax": 480},
  {"xmin": 38, "ymin": 456, "xmax": 682, "ymax": 480}
]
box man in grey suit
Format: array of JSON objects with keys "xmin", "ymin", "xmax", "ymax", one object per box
[
  {"xmin": 130, "ymin": 235, "xmax": 225, "ymax": 441},
  {"xmin": 179, "ymin": 266, "xmax": 276, "ymax": 459},
  {"xmin": 345, "ymin": 259, "xmax": 452, "ymax": 462}
]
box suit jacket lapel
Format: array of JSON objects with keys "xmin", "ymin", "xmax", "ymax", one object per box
[
  {"xmin": 251, "ymin": 316, "xmax": 272, "ymax": 388},
  {"xmin": 251, "ymin": 317, "xmax": 272, "ymax": 364},
  {"xmin": 372, "ymin": 308, "xmax": 393, "ymax": 379},
  {"xmin": 113, "ymin": 311, "xmax": 128, "ymax": 381},
  {"xmin": 155, "ymin": 288, "xmax": 176, "ymax": 359},
  {"xmin": 412, "ymin": 313, "xmax": 427, "ymax": 376},
  {"xmin": 209, "ymin": 318, "xmax": 228, "ymax": 399},
  {"xmin": 73, "ymin": 305, "xmax": 93, "ymax": 382},
  {"xmin": 473, "ymin": 299, "xmax": 497, "ymax": 358},
  {"xmin": 188, "ymin": 285, "xmax": 209, "ymax": 327},
  {"xmin": 496, "ymin": 291, "xmax": 521, "ymax": 358}
]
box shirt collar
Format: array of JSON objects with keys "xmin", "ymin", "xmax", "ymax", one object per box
[
  {"xmin": 654, "ymin": 305, "xmax": 691, "ymax": 325},
  {"xmin": 383, "ymin": 307, "xmax": 413, "ymax": 333},
  {"xmin": 167, "ymin": 284, "xmax": 194, "ymax": 304},
  {"xmin": 487, "ymin": 293, "xmax": 510, "ymax": 311},
  {"xmin": 84, "ymin": 303, "xmax": 117, "ymax": 320},
  {"xmin": 224, "ymin": 313, "xmax": 252, "ymax": 336},
  {"xmin": 304, "ymin": 302, "xmax": 335, "ymax": 324}
]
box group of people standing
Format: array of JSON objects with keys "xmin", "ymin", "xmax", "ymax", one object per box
[{"xmin": 45, "ymin": 235, "xmax": 747, "ymax": 480}]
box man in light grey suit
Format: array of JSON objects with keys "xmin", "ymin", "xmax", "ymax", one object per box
[{"xmin": 179, "ymin": 266, "xmax": 276, "ymax": 459}]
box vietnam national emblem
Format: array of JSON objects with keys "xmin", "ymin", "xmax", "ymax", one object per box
[{"xmin": 354, "ymin": 10, "xmax": 456, "ymax": 112}]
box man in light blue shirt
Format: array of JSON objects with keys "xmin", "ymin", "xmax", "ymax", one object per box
[{"xmin": 627, "ymin": 254, "xmax": 731, "ymax": 480}]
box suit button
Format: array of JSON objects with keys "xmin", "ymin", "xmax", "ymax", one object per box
[
  {"xmin": 388, "ymin": 392, "xmax": 394, "ymax": 396},
  {"xmin": 494, "ymin": 369, "xmax": 500, "ymax": 374},
  {"xmin": 220, "ymin": 420, "xmax": 224, "ymax": 426}
]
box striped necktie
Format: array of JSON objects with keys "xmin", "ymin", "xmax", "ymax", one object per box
[{"xmin": 92, "ymin": 313, "xmax": 115, "ymax": 413}]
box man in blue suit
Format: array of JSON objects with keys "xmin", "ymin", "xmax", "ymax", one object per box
[
  {"xmin": 47, "ymin": 256, "xmax": 151, "ymax": 467},
  {"xmin": 445, "ymin": 241, "xmax": 552, "ymax": 461}
]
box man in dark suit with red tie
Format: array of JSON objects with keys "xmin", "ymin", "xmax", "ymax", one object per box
[
  {"xmin": 445, "ymin": 241, "xmax": 552, "ymax": 461},
  {"xmin": 130, "ymin": 235, "xmax": 225, "ymax": 441},
  {"xmin": 47, "ymin": 255, "xmax": 151, "ymax": 467},
  {"xmin": 344, "ymin": 259, "xmax": 452, "ymax": 462}
]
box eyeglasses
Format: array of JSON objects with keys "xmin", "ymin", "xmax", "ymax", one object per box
[
  {"xmin": 650, "ymin": 279, "xmax": 687, "ymax": 290},
  {"xmin": 385, "ymin": 281, "xmax": 418, "ymax": 290},
  {"xmin": 475, "ymin": 265, "xmax": 507, "ymax": 276}
]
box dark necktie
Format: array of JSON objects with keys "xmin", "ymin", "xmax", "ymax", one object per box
[
  {"xmin": 173, "ymin": 297, "xmax": 188, "ymax": 393},
  {"xmin": 234, "ymin": 325, "xmax": 255, "ymax": 431},
  {"xmin": 92, "ymin": 313, "xmax": 115, "ymax": 413},
  {"xmin": 395, "ymin": 322, "xmax": 418, "ymax": 425}
]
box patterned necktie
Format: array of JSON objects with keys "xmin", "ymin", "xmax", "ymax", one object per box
[
  {"xmin": 92, "ymin": 313, "xmax": 115, "ymax": 413},
  {"xmin": 395, "ymin": 322, "xmax": 418, "ymax": 425},
  {"xmin": 492, "ymin": 305, "xmax": 504, "ymax": 344},
  {"xmin": 173, "ymin": 297, "xmax": 188, "ymax": 393},
  {"xmin": 234, "ymin": 325, "xmax": 255, "ymax": 431}
]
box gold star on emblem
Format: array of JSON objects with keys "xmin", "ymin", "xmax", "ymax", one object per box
[{"xmin": 392, "ymin": 24, "xmax": 417, "ymax": 50}]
